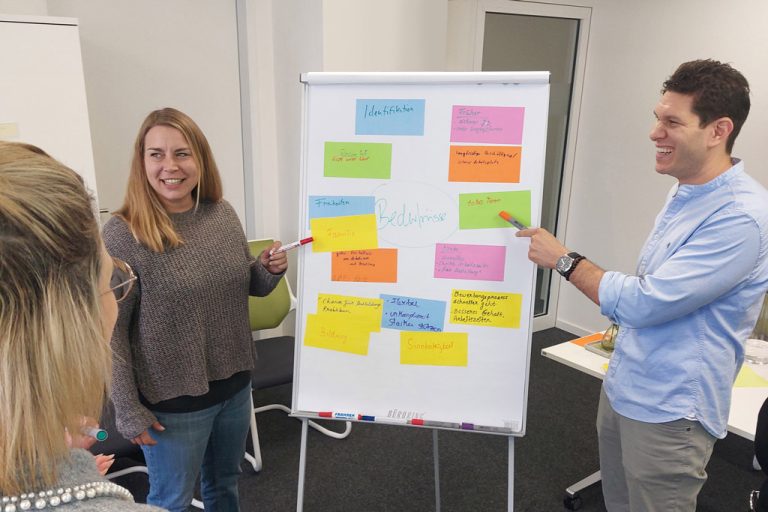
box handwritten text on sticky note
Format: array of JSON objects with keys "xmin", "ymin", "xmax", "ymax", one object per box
[
  {"xmin": 310, "ymin": 214, "xmax": 378, "ymax": 252},
  {"xmin": 449, "ymin": 289, "xmax": 522, "ymax": 328},
  {"xmin": 450, "ymin": 105, "xmax": 524, "ymax": 145},
  {"xmin": 324, "ymin": 142, "xmax": 392, "ymax": 179},
  {"xmin": 434, "ymin": 243, "xmax": 506, "ymax": 282},
  {"xmin": 448, "ymin": 145, "xmax": 521, "ymax": 183},
  {"xmin": 308, "ymin": 195, "xmax": 375, "ymax": 220},
  {"xmin": 458, "ymin": 190, "xmax": 531, "ymax": 230},
  {"xmin": 355, "ymin": 99, "xmax": 425, "ymax": 136},
  {"xmin": 304, "ymin": 314, "xmax": 371, "ymax": 355},
  {"xmin": 400, "ymin": 331, "xmax": 469, "ymax": 366},
  {"xmin": 332, "ymin": 249, "xmax": 398, "ymax": 283},
  {"xmin": 381, "ymin": 294, "xmax": 446, "ymax": 332},
  {"xmin": 317, "ymin": 293, "xmax": 383, "ymax": 332}
]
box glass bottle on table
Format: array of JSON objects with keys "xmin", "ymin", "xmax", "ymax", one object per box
[{"xmin": 745, "ymin": 293, "xmax": 768, "ymax": 365}]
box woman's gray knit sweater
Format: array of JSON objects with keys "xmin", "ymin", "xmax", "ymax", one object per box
[
  {"xmin": 103, "ymin": 201, "xmax": 281, "ymax": 439},
  {"xmin": 1, "ymin": 450, "xmax": 164, "ymax": 511}
]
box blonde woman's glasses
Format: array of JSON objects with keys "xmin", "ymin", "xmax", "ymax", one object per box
[{"xmin": 107, "ymin": 257, "xmax": 137, "ymax": 303}]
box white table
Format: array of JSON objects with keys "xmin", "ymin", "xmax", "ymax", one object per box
[{"xmin": 541, "ymin": 334, "xmax": 768, "ymax": 509}]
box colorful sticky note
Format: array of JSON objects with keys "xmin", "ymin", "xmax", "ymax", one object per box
[
  {"xmin": 324, "ymin": 142, "xmax": 392, "ymax": 179},
  {"xmin": 355, "ymin": 99, "xmax": 425, "ymax": 136},
  {"xmin": 308, "ymin": 195, "xmax": 375, "ymax": 219},
  {"xmin": 434, "ymin": 243, "xmax": 506, "ymax": 282},
  {"xmin": 400, "ymin": 331, "xmax": 469, "ymax": 366},
  {"xmin": 317, "ymin": 293, "xmax": 384, "ymax": 332},
  {"xmin": 449, "ymin": 289, "xmax": 522, "ymax": 328},
  {"xmin": 316, "ymin": 293, "xmax": 383, "ymax": 332},
  {"xmin": 332, "ymin": 249, "xmax": 398, "ymax": 283},
  {"xmin": 734, "ymin": 364, "xmax": 768, "ymax": 388},
  {"xmin": 450, "ymin": 105, "xmax": 525, "ymax": 144},
  {"xmin": 458, "ymin": 190, "xmax": 531, "ymax": 230},
  {"xmin": 310, "ymin": 214, "xmax": 378, "ymax": 252},
  {"xmin": 304, "ymin": 314, "xmax": 371, "ymax": 355},
  {"xmin": 381, "ymin": 294, "xmax": 446, "ymax": 332},
  {"xmin": 448, "ymin": 145, "xmax": 521, "ymax": 183}
]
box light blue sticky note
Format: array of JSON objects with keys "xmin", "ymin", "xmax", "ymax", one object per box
[
  {"xmin": 308, "ymin": 196, "xmax": 376, "ymax": 219},
  {"xmin": 356, "ymin": 99, "xmax": 426, "ymax": 136},
  {"xmin": 380, "ymin": 294, "xmax": 446, "ymax": 332}
]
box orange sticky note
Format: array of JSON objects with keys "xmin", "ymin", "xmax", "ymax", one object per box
[
  {"xmin": 331, "ymin": 249, "xmax": 398, "ymax": 283},
  {"xmin": 448, "ymin": 145, "xmax": 521, "ymax": 183}
]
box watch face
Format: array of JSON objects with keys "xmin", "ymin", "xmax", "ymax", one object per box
[{"xmin": 556, "ymin": 254, "xmax": 573, "ymax": 274}]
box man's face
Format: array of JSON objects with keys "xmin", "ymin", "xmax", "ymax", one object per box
[{"xmin": 649, "ymin": 91, "xmax": 711, "ymax": 184}]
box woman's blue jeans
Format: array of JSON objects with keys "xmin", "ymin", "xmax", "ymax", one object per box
[{"xmin": 141, "ymin": 384, "xmax": 252, "ymax": 512}]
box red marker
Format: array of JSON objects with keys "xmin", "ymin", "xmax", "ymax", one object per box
[{"xmin": 270, "ymin": 236, "xmax": 313, "ymax": 255}]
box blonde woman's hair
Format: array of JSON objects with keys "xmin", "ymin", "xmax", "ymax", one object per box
[
  {"xmin": 0, "ymin": 142, "xmax": 111, "ymax": 495},
  {"xmin": 114, "ymin": 107, "xmax": 223, "ymax": 252}
]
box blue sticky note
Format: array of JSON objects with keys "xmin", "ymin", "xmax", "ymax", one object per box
[
  {"xmin": 308, "ymin": 195, "xmax": 376, "ymax": 219},
  {"xmin": 380, "ymin": 294, "xmax": 446, "ymax": 332},
  {"xmin": 356, "ymin": 99, "xmax": 426, "ymax": 136}
]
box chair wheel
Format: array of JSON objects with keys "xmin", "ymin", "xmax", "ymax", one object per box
[{"xmin": 564, "ymin": 494, "xmax": 582, "ymax": 510}]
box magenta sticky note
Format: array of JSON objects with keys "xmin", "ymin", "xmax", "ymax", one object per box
[
  {"xmin": 434, "ymin": 243, "xmax": 506, "ymax": 282},
  {"xmin": 450, "ymin": 106, "xmax": 525, "ymax": 145}
]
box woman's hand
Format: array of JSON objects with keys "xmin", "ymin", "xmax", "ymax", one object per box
[
  {"xmin": 131, "ymin": 421, "xmax": 165, "ymax": 446},
  {"xmin": 260, "ymin": 241, "xmax": 288, "ymax": 275},
  {"xmin": 65, "ymin": 416, "xmax": 99, "ymax": 450},
  {"xmin": 93, "ymin": 453, "xmax": 116, "ymax": 475}
]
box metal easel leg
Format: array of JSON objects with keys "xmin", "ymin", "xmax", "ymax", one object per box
[
  {"xmin": 433, "ymin": 429, "xmax": 441, "ymax": 512},
  {"xmin": 508, "ymin": 437, "xmax": 514, "ymax": 512},
  {"xmin": 297, "ymin": 418, "xmax": 308, "ymax": 512}
]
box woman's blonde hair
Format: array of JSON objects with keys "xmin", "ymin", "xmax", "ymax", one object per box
[
  {"xmin": 0, "ymin": 142, "xmax": 111, "ymax": 495},
  {"xmin": 114, "ymin": 107, "xmax": 223, "ymax": 252}
]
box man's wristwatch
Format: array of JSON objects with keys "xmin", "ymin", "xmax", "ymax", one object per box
[{"xmin": 556, "ymin": 252, "xmax": 585, "ymax": 281}]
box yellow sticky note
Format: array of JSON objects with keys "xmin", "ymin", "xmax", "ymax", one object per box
[
  {"xmin": 304, "ymin": 314, "xmax": 371, "ymax": 355},
  {"xmin": 317, "ymin": 293, "xmax": 383, "ymax": 332},
  {"xmin": 734, "ymin": 364, "xmax": 768, "ymax": 388},
  {"xmin": 449, "ymin": 289, "xmax": 522, "ymax": 328},
  {"xmin": 310, "ymin": 214, "xmax": 378, "ymax": 252},
  {"xmin": 400, "ymin": 331, "xmax": 468, "ymax": 367}
]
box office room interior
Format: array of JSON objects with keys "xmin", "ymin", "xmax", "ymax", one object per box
[{"xmin": 3, "ymin": 0, "xmax": 768, "ymax": 510}]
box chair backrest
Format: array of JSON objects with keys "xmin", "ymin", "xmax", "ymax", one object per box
[{"xmin": 248, "ymin": 239, "xmax": 296, "ymax": 330}]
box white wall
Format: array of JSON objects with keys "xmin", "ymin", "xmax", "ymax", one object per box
[
  {"xmin": 553, "ymin": 0, "xmax": 768, "ymax": 334},
  {"xmin": 1, "ymin": 0, "xmax": 245, "ymax": 224},
  {"xmin": 6, "ymin": 0, "xmax": 767, "ymax": 336},
  {"xmin": 322, "ymin": 0, "xmax": 448, "ymax": 71},
  {"xmin": 445, "ymin": 0, "xmax": 768, "ymax": 334}
]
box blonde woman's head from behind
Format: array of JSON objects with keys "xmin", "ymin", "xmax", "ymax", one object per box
[{"xmin": 0, "ymin": 141, "xmax": 114, "ymax": 494}]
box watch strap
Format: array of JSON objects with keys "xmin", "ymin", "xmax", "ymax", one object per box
[{"xmin": 563, "ymin": 252, "xmax": 585, "ymax": 281}]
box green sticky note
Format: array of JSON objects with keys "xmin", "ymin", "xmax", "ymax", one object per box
[
  {"xmin": 324, "ymin": 142, "xmax": 392, "ymax": 179},
  {"xmin": 459, "ymin": 190, "xmax": 531, "ymax": 229}
]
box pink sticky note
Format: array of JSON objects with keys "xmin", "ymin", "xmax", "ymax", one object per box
[
  {"xmin": 450, "ymin": 106, "xmax": 525, "ymax": 145},
  {"xmin": 434, "ymin": 243, "xmax": 506, "ymax": 282}
]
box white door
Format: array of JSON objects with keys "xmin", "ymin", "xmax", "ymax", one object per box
[{"xmin": 465, "ymin": 1, "xmax": 591, "ymax": 331}]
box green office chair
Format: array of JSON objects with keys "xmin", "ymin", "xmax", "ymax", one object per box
[{"xmin": 244, "ymin": 239, "xmax": 352, "ymax": 473}]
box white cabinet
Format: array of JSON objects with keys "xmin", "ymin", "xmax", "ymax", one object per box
[{"xmin": 0, "ymin": 14, "xmax": 98, "ymax": 207}]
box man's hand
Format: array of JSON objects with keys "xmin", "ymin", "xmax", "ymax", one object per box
[{"xmin": 515, "ymin": 227, "xmax": 569, "ymax": 268}]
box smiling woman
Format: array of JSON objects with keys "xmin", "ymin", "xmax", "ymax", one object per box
[
  {"xmin": 143, "ymin": 124, "xmax": 201, "ymax": 213},
  {"xmin": 102, "ymin": 108, "xmax": 288, "ymax": 512}
]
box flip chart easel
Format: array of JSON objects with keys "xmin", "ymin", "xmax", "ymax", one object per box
[{"xmin": 292, "ymin": 72, "xmax": 550, "ymax": 511}]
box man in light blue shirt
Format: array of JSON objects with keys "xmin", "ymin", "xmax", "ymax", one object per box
[{"xmin": 518, "ymin": 60, "xmax": 768, "ymax": 511}]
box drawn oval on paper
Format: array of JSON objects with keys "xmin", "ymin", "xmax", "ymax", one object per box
[{"xmin": 372, "ymin": 181, "xmax": 458, "ymax": 248}]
